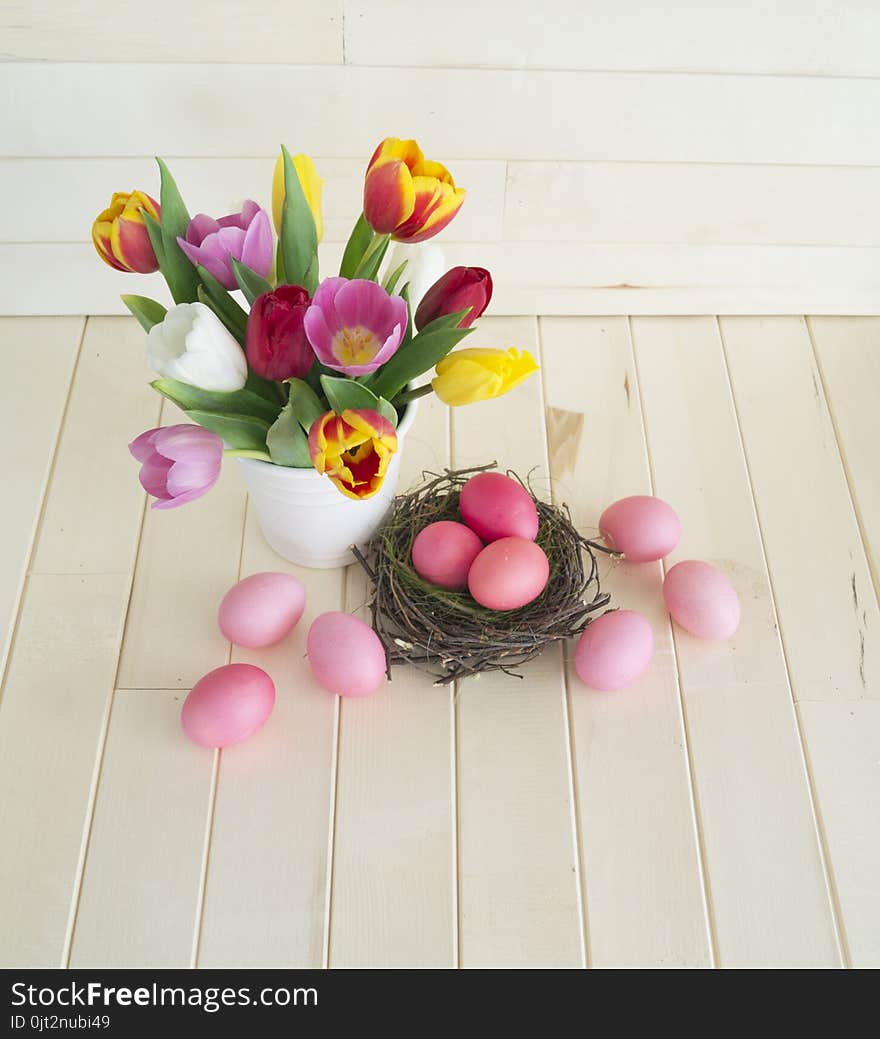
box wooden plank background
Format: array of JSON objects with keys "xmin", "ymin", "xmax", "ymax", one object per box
[{"xmin": 1, "ymin": 2, "xmax": 880, "ymax": 315}]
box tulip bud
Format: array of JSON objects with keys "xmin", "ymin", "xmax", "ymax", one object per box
[
  {"xmin": 129, "ymin": 424, "xmax": 223, "ymax": 510},
  {"xmin": 415, "ymin": 266, "xmax": 493, "ymax": 331},
  {"xmin": 364, "ymin": 138, "xmax": 465, "ymax": 244},
  {"xmin": 147, "ymin": 302, "xmax": 248, "ymax": 392},
  {"xmin": 432, "ymin": 348, "xmax": 538, "ymax": 407},
  {"xmin": 92, "ymin": 191, "xmax": 161, "ymax": 273},
  {"xmin": 246, "ymin": 285, "xmax": 314, "ymax": 381}
]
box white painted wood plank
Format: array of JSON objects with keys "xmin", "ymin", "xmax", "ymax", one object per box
[
  {"xmin": 116, "ymin": 416, "xmax": 248, "ymax": 690},
  {"xmin": 505, "ymin": 162, "xmax": 880, "ymax": 247},
  {"xmin": 8, "ymin": 243, "xmax": 880, "ymax": 318},
  {"xmin": 541, "ymin": 316, "xmax": 711, "ymax": 967},
  {"xmin": 0, "ymin": 573, "xmax": 131, "ymax": 967},
  {"xmin": 346, "ymin": 1, "xmax": 880, "ymax": 77},
  {"xmin": 4, "ymin": 64, "xmax": 878, "ymax": 166},
  {"xmin": 68, "ymin": 690, "xmax": 214, "ymax": 967},
  {"xmin": 809, "ymin": 317, "xmax": 880, "ymax": 594},
  {"xmin": 0, "ymin": 1, "xmax": 343, "ymax": 63},
  {"xmin": 722, "ymin": 317, "xmax": 878, "ymax": 701},
  {"xmin": 631, "ymin": 316, "xmax": 840, "ymax": 967},
  {"xmin": 31, "ymin": 317, "xmax": 161, "ymax": 574},
  {"xmin": 451, "ymin": 316, "xmax": 584, "ymax": 967},
  {"xmin": 197, "ymin": 511, "xmax": 342, "ymax": 968},
  {"xmin": 0, "ymin": 317, "xmax": 80, "ymax": 676},
  {"xmin": 330, "ymin": 390, "xmax": 455, "ymax": 967},
  {"xmin": 798, "ymin": 701, "xmax": 880, "ymax": 967},
  {"xmin": 0, "ymin": 157, "xmax": 504, "ymax": 245}
]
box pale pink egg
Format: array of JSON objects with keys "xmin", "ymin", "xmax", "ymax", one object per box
[
  {"xmin": 412, "ymin": 521, "xmax": 483, "ymax": 590},
  {"xmin": 468, "ymin": 537, "xmax": 550, "ymax": 611},
  {"xmin": 181, "ymin": 663, "xmax": 275, "ymax": 748},
  {"xmin": 459, "ymin": 472, "xmax": 539, "ymax": 543},
  {"xmin": 663, "ymin": 560, "xmax": 740, "ymax": 640},
  {"xmin": 574, "ymin": 610, "xmax": 654, "ymax": 691},
  {"xmin": 599, "ymin": 495, "xmax": 680, "ymax": 562},
  {"xmin": 307, "ymin": 612, "xmax": 387, "ymax": 697},
  {"xmin": 218, "ymin": 571, "xmax": 306, "ymax": 648}
]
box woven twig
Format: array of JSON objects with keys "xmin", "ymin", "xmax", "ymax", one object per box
[{"xmin": 353, "ymin": 463, "xmax": 614, "ymax": 685}]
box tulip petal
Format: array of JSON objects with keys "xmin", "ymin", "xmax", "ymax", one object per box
[
  {"xmin": 128, "ymin": 427, "xmax": 161, "ymax": 462},
  {"xmin": 364, "ymin": 160, "xmax": 416, "ymax": 234},
  {"xmin": 185, "ymin": 213, "xmax": 221, "ymax": 245},
  {"xmin": 240, "ymin": 207, "xmax": 273, "ymax": 278},
  {"xmin": 138, "ymin": 455, "xmax": 174, "ymax": 499},
  {"xmin": 154, "ymin": 424, "xmax": 223, "ymax": 463}
]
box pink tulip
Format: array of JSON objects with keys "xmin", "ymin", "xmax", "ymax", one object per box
[
  {"xmin": 177, "ymin": 200, "xmax": 273, "ymax": 290},
  {"xmin": 129, "ymin": 424, "xmax": 223, "ymax": 509},
  {"xmin": 304, "ymin": 277, "xmax": 407, "ymax": 376}
]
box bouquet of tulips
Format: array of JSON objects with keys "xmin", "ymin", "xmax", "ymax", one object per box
[{"xmin": 92, "ymin": 138, "xmax": 538, "ymax": 508}]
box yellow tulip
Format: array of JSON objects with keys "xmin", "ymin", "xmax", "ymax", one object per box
[
  {"xmin": 272, "ymin": 152, "xmax": 323, "ymax": 241},
  {"xmin": 432, "ymin": 348, "xmax": 539, "ymax": 407},
  {"xmin": 91, "ymin": 190, "xmax": 161, "ymax": 273}
]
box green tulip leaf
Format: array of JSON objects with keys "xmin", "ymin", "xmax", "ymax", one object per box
[
  {"xmin": 142, "ymin": 211, "xmax": 166, "ymax": 270},
  {"xmin": 196, "ymin": 269, "xmax": 248, "ymax": 342},
  {"xmin": 320, "ymin": 375, "xmax": 378, "ymax": 415},
  {"xmin": 245, "ymin": 369, "xmax": 284, "ymax": 405},
  {"xmin": 376, "ymin": 396, "xmax": 398, "ymax": 428},
  {"xmin": 231, "ymin": 257, "xmax": 273, "ymax": 307},
  {"xmin": 353, "ymin": 233, "xmax": 391, "ymax": 281},
  {"xmin": 266, "ymin": 400, "xmax": 313, "ymax": 468},
  {"xmin": 152, "ymin": 379, "xmax": 281, "ymax": 424},
  {"xmin": 279, "ymin": 145, "xmax": 319, "ymax": 294},
  {"xmin": 339, "ymin": 213, "xmax": 374, "ymax": 279},
  {"xmin": 366, "ymin": 314, "xmax": 474, "ymax": 402},
  {"xmin": 287, "ymin": 378, "xmax": 326, "ymax": 433},
  {"xmin": 121, "ymin": 295, "xmax": 167, "ymax": 333},
  {"xmin": 185, "ymin": 410, "xmax": 271, "ymax": 453},
  {"xmin": 156, "ymin": 158, "xmax": 201, "ymax": 304},
  {"xmin": 382, "ymin": 260, "xmax": 408, "ymax": 296}
]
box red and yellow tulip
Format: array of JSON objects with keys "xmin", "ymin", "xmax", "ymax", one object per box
[
  {"xmin": 92, "ymin": 190, "xmax": 161, "ymax": 273},
  {"xmin": 432, "ymin": 348, "xmax": 539, "ymax": 407},
  {"xmin": 363, "ymin": 138, "xmax": 465, "ymax": 244},
  {"xmin": 308, "ymin": 408, "xmax": 398, "ymax": 500},
  {"xmin": 272, "ymin": 152, "xmax": 324, "ymax": 241}
]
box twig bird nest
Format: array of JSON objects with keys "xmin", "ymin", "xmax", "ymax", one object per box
[{"xmin": 353, "ymin": 463, "xmax": 615, "ymax": 684}]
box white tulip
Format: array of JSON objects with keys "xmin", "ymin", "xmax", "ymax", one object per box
[
  {"xmin": 384, "ymin": 243, "xmax": 446, "ymax": 313},
  {"xmin": 147, "ymin": 302, "xmax": 248, "ymax": 392}
]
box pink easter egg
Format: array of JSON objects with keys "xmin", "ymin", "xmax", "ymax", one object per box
[
  {"xmin": 218, "ymin": 571, "xmax": 306, "ymax": 648},
  {"xmin": 599, "ymin": 495, "xmax": 680, "ymax": 562},
  {"xmin": 412, "ymin": 520, "xmax": 484, "ymax": 590},
  {"xmin": 663, "ymin": 560, "xmax": 740, "ymax": 640},
  {"xmin": 181, "ymin": 663, "xmax": 275, "ymax": 748},
  {"xmin": 468, "ymin": 536, "xmax": 549, "ymax": 611},
  {"xmin": 459, "ymin": 472, "xmax": 539, "ymax": 543},
  {"xmin": 574, "ymin": 610, "xmax": 654, "ymax": 691},
  {"xmin": 307, "ymin": 612, "xmax": 387, "ymax": 698}
]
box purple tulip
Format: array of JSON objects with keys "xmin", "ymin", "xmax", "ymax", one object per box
[
  {"xmin": 177, "ymin": 200, "xmax": 273, "ymax": 290},
  {"xmin": 304, "ymin": 277, "xmax": 408, "ymax": 376},
  {"xmin": 129, "ymin": 424, "xmax": 223, "ymax": 510}
]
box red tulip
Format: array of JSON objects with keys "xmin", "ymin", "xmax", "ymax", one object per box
[
  {"xmin": 414, "ymin": 266, "xmax": 493, "ymax": 331},
  {"xmin": 245, "ymin": 285, "xmax": 314, "ymax": 381}
]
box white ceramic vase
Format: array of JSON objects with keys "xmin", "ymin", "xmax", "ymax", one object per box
[{"xmin": 236, "ymin": 400, "xmax": 418, "ymax": 569}]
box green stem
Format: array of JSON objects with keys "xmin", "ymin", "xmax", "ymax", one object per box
[
  {"xmin": 353, "ymin": 232, "xmax": 391, "ymax": 280},
  {"xmin": 393, "ymin": 383, "xmax": 435, "ymax": 406}
]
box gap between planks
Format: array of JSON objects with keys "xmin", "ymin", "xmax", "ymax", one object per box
[{"xmin": 625, "ymin": 315, "xmax": 718, "ymax": 965}]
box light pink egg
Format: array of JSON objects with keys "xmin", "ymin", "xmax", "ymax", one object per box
[
  {"xmin": 574, "ymin": 610, "xmax": 654, "ymax": 691},
  {"xmin": 412, "ymin": 520, "xmax": 483, "ymax": 590},
  {"xmin": 181, "ymin": 663, "xmax": 275, "ymax": 748},
  {"xmin": 459, "ymin": 472, "xmax": 539, "ymax": 543},
  {"xmin": 218, "ymin": 571, "xmax": 306, "ymax": 648},
  {"xmin": 307, "ymin": 612, "xmax": 387, "ymax": 697},
  {"xmin": 663, "ymin": 560, "xmax": 740, "ymax": 640},
  {"xmin": 599, "ymin": 495, "xmax": 680, "ymax": 562},
  {"xmin": 468, "ymin": 537, "xmax": 549, "ymax": 611}
]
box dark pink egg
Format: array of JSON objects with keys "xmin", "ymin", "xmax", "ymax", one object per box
[
  {"xmin": 412, "ymin": 520, "xmax": 483, "ymax": 590},
  {"xmin": 460, "ymin": 472, "xmax": 539, "ymax": 543}
]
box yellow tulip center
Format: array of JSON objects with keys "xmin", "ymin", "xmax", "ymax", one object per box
[{"xmin": 331, "ymin": 326, "xmax": 381, "ymax": 367}]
